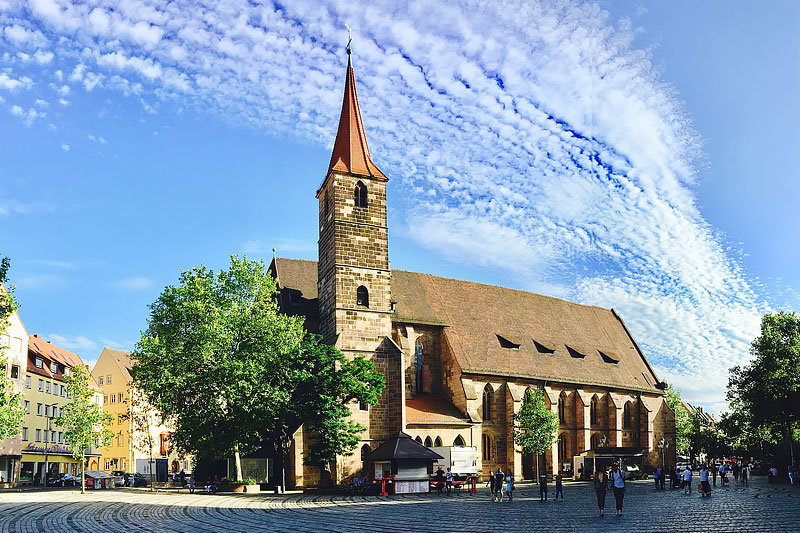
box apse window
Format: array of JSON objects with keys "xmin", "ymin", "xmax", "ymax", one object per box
[
  {"xmin": 599, "ymin": 350, "xmax": 620, "ymax": 365},
  {"xmin": 356, "ymin": 285, "xmax": 369, "ymax": 308},
  {"xmin": 566, "ymin": 345, "xmax": 586, "ymax": 359}
]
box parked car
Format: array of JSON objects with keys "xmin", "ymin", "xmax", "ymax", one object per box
[
  {"xmin": 47, "ymin": 473, "xmax": 77, "ymax": 487},
  {"xmin": 111, "ymin": 470, "xmax": 128, "ymax": 487},
  {"xmin": 125, "ymin": 472, "xmax": 149, "ymax": 487}
]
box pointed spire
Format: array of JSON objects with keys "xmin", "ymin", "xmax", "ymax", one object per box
[{"xmin": 327, "ymin": 36, "xmax": 387, "ymax": 180}]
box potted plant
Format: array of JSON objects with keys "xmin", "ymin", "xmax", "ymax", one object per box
[{"xmin": 219, "ymin": 477, "xmax": 260, "ymax": 493}]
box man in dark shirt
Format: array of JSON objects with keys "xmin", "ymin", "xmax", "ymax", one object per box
[
  {"xmin": 539, "ymin": 472, "xmax": 548, "ymax": 501},
  {"xmin": 494, "ymin": 469, "xmax": 505, "ymax": 502}
]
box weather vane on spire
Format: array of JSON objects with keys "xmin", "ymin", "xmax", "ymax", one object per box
[{"xmin": 345, "ymin": 24, "xmax": 352, "ymax": 57}]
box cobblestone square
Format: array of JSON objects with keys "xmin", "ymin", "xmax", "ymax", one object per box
[{"xmin": 1, "ymin": 476, "xmax": 798, "ymax": 532}]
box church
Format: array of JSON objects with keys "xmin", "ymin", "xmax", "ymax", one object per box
[{"xmin": 269, "ymin": 48, "xmax": 675, "ymax": 487}]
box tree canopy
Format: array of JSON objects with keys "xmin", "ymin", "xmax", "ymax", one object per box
[
  {"xmin": 512, "ymin": 388, "xmax": 559, "ymax": 476},
  {"xmin": 0, "ymin": 254, "xmax": 24, "ymax": 441},
  {"xmin": 57, "ymin": 364, "xmax": 114, "ymax": 493},
  {"xmin": 665, "ymin": 384, "xmax": 691, "ymax": 456},
  {"xmin": 727, "ymin": 311, "xmax": 800, "ymax": 463},
  {"xmin": 131, "ymin": 256, "xmax": 385, "ymax": 482}
]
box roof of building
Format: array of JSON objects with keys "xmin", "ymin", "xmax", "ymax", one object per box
[
  {"xmin": 326, "ymin": 55, "xmax": 387, "ymax": 181},
  {"xmin": 406, "ymin": 394, "xmax": 471, "ymax": 426},
  {"xmin": 27, "ymin": 334, "xmax": 100, "ymax": 390},
  {"xmin": 98, "ymin": 346, "xmax": 134, "ymax": 383},
  {"xmin": 271, "ymin": 257, "xmax": 663, "ymax": 393},
  {"xmin": 366, "ymin": 431, "xmax": 443, "ymax": 461}
]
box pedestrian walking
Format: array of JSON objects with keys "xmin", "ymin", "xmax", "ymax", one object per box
[
  {"xmin": 494, "ymin": 469, "xmax": 505, "ymax": 502},
  {"xmin": 504, "ymin": 469, "xmax": 514, "ymax": 502},
  {"xmin": 610, "ymin": 465, "xmax": 625, "ymax": 516},
  {"xmin": 554, "ymin": 472, "xmax": 564, "ymax": 501},
  {"xmin": 539, "ymin": 472, "xmax": 548, "ymax": 501},
  {"xmin": 653, "ymin": 466, "xmax": 660, "ymax": 490},
  {"xmin": 670, "ymin": 467, "xmax": 679, "ymax": 490},
  {"xmin": 711, "ymin": 463, "xmax": 717, "ymax": 486},
  {"xmin": 594, "ymin": 468, "xmax": 608, "ymax": 517},
  {"xmin": 699, "ymin": 465, "xmax": 711, "ymax": 497},
  {"xmin": 732, "ymin": 462, "xmax": 740, "ymax": 486},
  {"xmin": 682, "ymin": 466, "xmax": 692, "ymax": 494},
  {"xmin": 489, "ymin": 470, "xmax": 496, "ymax": 501},
  {"xmin": 740, "ymin": 464, "xmax": 748, "ymax": 486}
]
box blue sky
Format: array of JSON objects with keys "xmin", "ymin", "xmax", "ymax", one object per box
[{"xmin": 1, "ymin": 0, "xmax": 798, "ymax": 413}]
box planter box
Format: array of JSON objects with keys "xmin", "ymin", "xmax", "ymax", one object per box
[{"xmin": 220, "ymin": 484, "xmax": 260, "ymax": 493}]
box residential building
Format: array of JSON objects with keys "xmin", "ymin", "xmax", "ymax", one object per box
[
  {"xmin": 269, "ymin": 50, "xmax": 676, "ymax": 487},
  {"xmin": 21, "ymin": 335, "xmax": 103, "ymax": 484},
  {"xmin": 91, "ymin": 347, "xmax": 190, "ymax": 481},
  {"xmin": 0, "ymin": 283, "xmax": 27, "ymax": 487}
]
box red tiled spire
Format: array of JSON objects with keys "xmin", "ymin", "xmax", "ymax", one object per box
[{"xmin": 327, "ymin": 51, "xmax": 387, "ymax": 180}]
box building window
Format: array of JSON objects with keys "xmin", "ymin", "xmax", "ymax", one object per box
[
  {"xmin": 46, "ymin": 381, "xmax": 51, "ymax": 394},
  {"xmin": 354, "ymin": 180, "xmax": 368, "ymax": 208},
  {"xmin": 359, "ymin": 400, "xmax": 368, "ymax": 411},
  {"xmin": 10, "ymin": 365, "xmax": 19, "ymax": 379},
  {"xmin": 50, "ymin": 362, "xmax": 58, "ymax": 374},
  {"xmin": 99, "ymin": 376, "xmax": 103, "ymax": 385},
  {"xmin": 414, "ymin": 338, "xmax": 424, "ymax": 396},
  {"xmin": 105, "ymin": 460, "xmax": 111, "ymax": 470},
  {"xmin": 35, "ymin": 429, "xmax": 41, "ymax": 442},
  {"xmin": 110, "ymin": 394, "xmax": 115, "ymax": 404},
  {"xmin": 118, "ymin": 393, "xmax": 124, "ymax": 403},
  {"xmin": 22, "ymin": 427, "xmax": 28, "ymax": 441},
  {"xmin": 24, "ymin": 400, "xmax": 30, "ymax": 414},
  {"xmin": 558, "ymin": 434, "xmax": 567, "ymax": 459},
  {"xmin": 38, "ymin": 379, "xmax": 43, "ymax": 391},
  {"xmin": 58, "ymin": 432, "xmax": 63, "ymax": 443},
  {"xmin": 51, "ymin": 431, "xmax": 56, "ymax": 443},
  {"xmin": 454, "ymin": 435, "xmax": 465, "ymax": 447},
  {"xmin": 424, "ymin": 436, "xmax": 433, "ymax": 448},
  {"xmin": 415, "ymin": 436, "xmax": 423, "ymax": 444},
  {"xmin": 60, "ymin": 385, "xmax": 65, "ymax": 397},
  {"xmin": 558, "ymin": 395, "xmax": 566, "ymax": 424},
  {"xmin": 482, "ymin": 385, "xmax": 493, "ymax": 421},
  {"xmin": 118, "ymin": 414, "xmax": 124, "ymax": 424},
  {"xmin": 118, "ymin": 434, "xmax": 123, "ymax": 446},
  {"xmin": 37, "ymin": 403, "xmax": 43, "ymax": 416},
  {"xmin": 590, "ymin": 396, "xmax": 598, "ymax": 425},
  {"xmin": 107, "ymin": 375, "xmax": 111, "ymax": 384},
  {"xmin": 52, "ymin": 406, "xmax": 58, "ymax": 418},
  {"xmin": 44, "ymin": 405, "xmax": 50, "ymax": 417},
  {"xmin": 103, "ymin": 395, "xmax": 108, "ymax": 404},
  {"xmin": 356, "ymin": 285, "xmax": 369, "ymax": 308},
  {"xmin": 26, "ymin": 375, "xmax": 31, "ymax": 388},
  {"xmin": 434, "ymin": 436, "xmax": 442, "ymax": 447},
  {"xmin": 623, "ymin": 402, "xmax": 634, "ymax": 430},
  {"xmin": 482, "ymin": 433, "xmax": 492, "ymax": 461},
  {"xmin": 35, "ymin": 357, "xmax": 43, "ymax": 369}
]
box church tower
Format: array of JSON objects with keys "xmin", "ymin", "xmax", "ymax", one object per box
[{"xmin": 316, "ymin": 47, "xmax": 398, "ymax": 475}]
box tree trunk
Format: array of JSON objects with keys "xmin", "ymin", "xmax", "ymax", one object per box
[
  {"xmin": 788, "ymin": 428, "xmax": 795, "ymax": 466},
  {"xmin": 149, "ymin": 447, "xmax": 154, "ymax": 492},
  {"xmin": 234, "ymin": 446, "xmax": 243, "ymax": 482},
  {"xmin": 80, "ymin": 453, "xmax": 85, "ymax": 494},
  {"xmin": 534, "ymin": 452, "xmax": 539, "ymax": 479}
]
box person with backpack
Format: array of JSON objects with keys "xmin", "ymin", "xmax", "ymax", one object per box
[{"xmin": 610, "ymin": 465, "xmax": 626, "ymax": 516}]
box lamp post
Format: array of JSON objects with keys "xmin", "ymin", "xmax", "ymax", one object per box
[
  {"xmin": 658, "ymin": 437, "xmax": 669, "ymax": 468},
  {"xmin": 43, "ymin": 403, "xmax": 58, "ymax": 487}
]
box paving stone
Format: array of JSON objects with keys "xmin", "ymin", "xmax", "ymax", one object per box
[{"xmin": 0, "ymin": 476, "xmax": 797, "ymax": 532}]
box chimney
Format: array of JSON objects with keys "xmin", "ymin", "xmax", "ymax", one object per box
[{"xmin": 33, "ymin": 334, "xmax": 39, "ymax": 338}]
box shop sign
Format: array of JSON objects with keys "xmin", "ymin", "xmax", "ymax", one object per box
[{"xmin": 24, "ymin": 443, "xmax": 73, "ymax": 454}]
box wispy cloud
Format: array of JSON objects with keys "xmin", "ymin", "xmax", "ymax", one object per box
[
  {"xmin": 243, "ymin": 238, "xmax": 316, "ymax": 256},
  {"xmin": 111, "ymin": 276, "xmax": 154, "ymax": 290},
  {"xmin": 0, "ymin": 0, "xmax": 766, "ymax": 410},
  {"xmin": 45, "ymin": 333, "xmax": 98, "ymax": 354}
]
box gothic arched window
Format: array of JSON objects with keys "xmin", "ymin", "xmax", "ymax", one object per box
[
  {"xmin": 590, "ymin": 396, "xmax": 598, "ymax": 425},
  {"xmin": 453, "ymin": 435, "xmax": 465, "ymax": 447},
  {"xmin": 434, "ymin": 436, "xmax": 442, "ymax": 447},
  {"xmin": 482, "ymin": 385, "xmax": 493, "ymax": 421},
  {"xmin": 558, "ymin": 394, "xmax": 566, "ymax": 424},
  {"xmin": 424, "ymin": 436, "xmax": 433, "ymax": 448},
  {"xmin": 357, "ymin": 285, "xmax": 369, "ymax": 308},
  {"xmin": 354, "ymin": 181, "xmax": 368, "ymax": 208},
  {"xmin": 623, "ymin": 402, "xmax": 634, "ymax": 429},
  {"xmin": 414, "ymin": 338, "xmax": 424, "ymax": 396},
  {"xmin": 482, "ymin": 433, "xmax": 492, "ymax": 461},
  {"xmin": 558, "ymin": 434, "xmax": 567, "ymax": 459}
]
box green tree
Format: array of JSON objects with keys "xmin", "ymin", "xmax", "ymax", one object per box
[
  {"xmin": 0, "ymin": 255, "xmax": 24, "ymax": 441},
  {"xmin": 57, "ymin": 364, "xmax": 114, "ymax": 493},
  {"xmin": 728, "ymin": 311, "xmax": 800, "ymax": 465},
  {"xmin": 512, "ymin": 388, "xmax": 559, "ymax": 478},
  {"xmin": 131, "ymin": 256, "xmax": 385, "ymax": 487},
  {"xmin": 665, "ymin": 384, "xmax": 691, "ymax": 456}
]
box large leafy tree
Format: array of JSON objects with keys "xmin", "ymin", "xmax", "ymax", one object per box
[
  {"xmin": 665, "ymin": 384, "xmax": 691, "ymax": 456},
  {"xmin": 512, "ymin": 388, "xmax": 559, "ymax": 478},
  {"xmin": 727, "ymin": 311, "xmax": 800, "ymax": 464},
  {"xmin": 57, "ymin": 364, "xmax": 114, "ymax": 493},
  {"xmin": 131, "ymin": 256, "xmax": 385, "ymax": 486},
  {"xmin": 0, "ymin": 255, "xmax": 24, "ymax": 441}
]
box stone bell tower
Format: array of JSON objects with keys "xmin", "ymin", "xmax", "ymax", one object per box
[{"xmin": 315, "ymin": 46, "xmax": 399, "ymax": 478}]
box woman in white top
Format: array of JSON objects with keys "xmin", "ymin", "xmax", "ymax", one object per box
[
  {"xmin": 699, "ymin": 465, "xmax": 711, "ymax": 497},
  {"xmin": 682, "ymin": 467, "xmax": 692, "ymax": 494}
]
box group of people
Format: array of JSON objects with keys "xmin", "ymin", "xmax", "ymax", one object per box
[
  {"xmin": 432, "ymin": 467, "xmax": 454, "ymax": 493},
  {"xmin": 487, "ymin": 468, "xmax": 515, "ymax": 501},
  {"xmin": 593, "ymin": 465, "xmax": 627, "ymax": 517}
]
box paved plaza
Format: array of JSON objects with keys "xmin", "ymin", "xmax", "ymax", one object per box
[{"xmin": 1, "ymin": 476, "xmax": 798, "ymax": 532}]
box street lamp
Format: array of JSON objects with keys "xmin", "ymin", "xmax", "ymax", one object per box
[
  {"xmin": 43, "ymin": 403, "xmax": 58, "ymax": 487},
  {"xmin": 658, "ymin": 437, "xmax": 669, "ymax": 468}
]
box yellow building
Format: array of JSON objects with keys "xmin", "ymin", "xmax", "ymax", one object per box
[
  {"xmin": 0, "ymin": 283, "xmax": 28, "ymax": 487},
  {"xmin": 21, "ymin": 335, "xmax": 103, "ymax": 485},
  {"xmin": 91, "ymin": 347, "xmax": 190, "ymax": 481}
]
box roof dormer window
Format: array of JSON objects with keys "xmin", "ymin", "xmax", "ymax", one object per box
[
  {"xmin": 496, "ymin": 334, "xmax": 520, "ymax": 350},
  {"xmin": 35, "ymin": 357, "xmax": 43, "ymax": 369},
  {"xmin": 50, "ymin": 362, "xmax": 58, "ymax": 374}
]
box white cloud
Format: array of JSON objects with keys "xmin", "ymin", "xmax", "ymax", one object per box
[
  {"xmin": 0, "ymin": 72, "xmax": 32, "ymax": 91},
  {"xmin": 60, "ymin": 143, "xmax": 70, "ymax": 151},
  {"xmin": 9, "ymin": 105, "xmax": 46, "ymax": 126},
  {"xmin": 3, "ymin": 24, "xmax": 48, "ymax": 48},
  {"xmin": 45, "ymin": 333, "xmax": 98, "ymax": 354},
  {"xmin": 111, "ymin": 276, "xmax": 154, "ymax": 290},
  {"xmin": 0, "ymin": 0, "xmax": 768, "ymax": 411}
]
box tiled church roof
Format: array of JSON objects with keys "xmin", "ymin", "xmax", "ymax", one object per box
[{"xmin": 271, "ymin": 257, "xmax": 663, "ymax": 394}]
